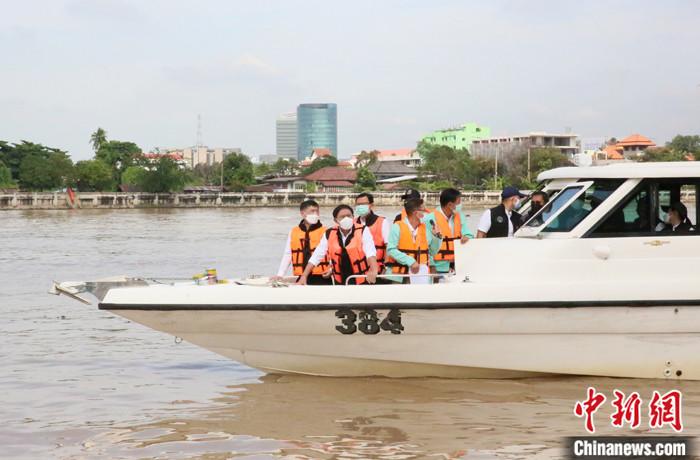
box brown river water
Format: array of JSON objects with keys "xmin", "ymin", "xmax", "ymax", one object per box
[{"xmin": 1, "ymin": 207, "xmax": 699, "ymax": 459}]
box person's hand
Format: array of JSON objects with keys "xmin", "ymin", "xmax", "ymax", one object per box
[
  {"xmin": 366, "ymin": 268, "xmax": 377, "ymax": 284},
  {"xmin": 461, "ymin": 235, "xmax": 470, "ymax": 244},
  {"xmin": 270, "ymin": 275, "xmax": 282, "ymax": 282},
  {"xmin": 430, "ymin": 222, "xmax": 442, "ymax": 239},
  {"xmin": 322, "ymin": 268, "xmax": 333, "ymax": 278},
  {"xmin": 296, "ymin": 275, "xmax": 307, "ymax": 285},
  {"xmin": 410, "ymin": 262, "xmax": 420, "ymax": 274}
]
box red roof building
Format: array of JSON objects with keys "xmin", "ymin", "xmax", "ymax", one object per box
[
  {"xmin": 304, "ymin": 166, "xmax": 357, "ymax": 192},
  {"xmin": 616, "ymin": 134, "xmax": 656, "ymax": 159}
]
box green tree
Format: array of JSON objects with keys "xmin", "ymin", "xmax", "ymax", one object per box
[
  {"xmin": 0, "ymin": 141, "xmax": 67, "ymax": 181},
  {"xmin": 301, "ymin": 155, "xmax": 338, "ymax": 176},
  {"xmin": 503, "ymin": 148, "xmax": 573, "ymax": 189},
  {"xmin": 121, "ymin": 166, "xmax": 148, "ymax": 186},
  {"xmin": 0, "ymin": 161, "xmax": 16, "ymax": 188},
  {"xmin": 667, "ymin": 135, "xmax": 700, "ymax": 156},
  {"xmin": 254, "ymin": 162, "xmax": 273, "ymax": 177},
  {"xmin": 139, "ymin": 157, "xmax": 188, "ymax": 193},
  {"xmin": 96, "ymin": 140, "xmax": 142, "ymax": 183},
  {"xmin": 639, "ymin": 147, "xmax": 686, "ymax": 162},
  {"xmin": 354, "ymin": 166, "xmax": 377, "ymax": 191},
  {"xmin": 271, "ymin": 157, "xmax": 300, "ymax": 176},
  {"xmin": 90, "ymin": 127, "xmax": 108, "ymax": 153},
  {"xmin": 417, "ymin": 140, "xmax": 471, "ymax": 186},
  {"xmin": 18, "ymin": 151, "xmax": 74, "ymax": 191},
  {"xmin": 355, "ymin": 150, "xmax": 379, "ymax": 168},
  {"xmin": 74, "ymin": 159, "xmax": 115, "ymax": 191},
  {"xmin": 222, "ymin": 152, "xmax": 255, "ymax": 191}
]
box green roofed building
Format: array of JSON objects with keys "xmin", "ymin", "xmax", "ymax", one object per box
[{"xmin": 422, "ymin": 122, "xmax": 491, "ymax": 150}]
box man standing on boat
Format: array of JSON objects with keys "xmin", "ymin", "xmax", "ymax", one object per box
[
  {"xmin": 424, "ymin": 188, "xmax": 473, "ymax": 276},
  {"xmin": 273, "ymin": 199, "xmax": 331, "ymax": 285},
  {"xmin": 386, "ymin": 198, "xmax": 443, "ymax": 284},
  {"xmin": 298, "ymin": 204, "xmax": 379, "ymax": 285},
  {"xmin": 476, "ymin": 186, "xmax": 526, "ymax": 238},
  {"xmin": 354, "ymin": 192, "xmax": 391, "ymax": 279}
]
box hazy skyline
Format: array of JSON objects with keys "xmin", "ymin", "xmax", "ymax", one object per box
[{"xmin": 2, "ymin": 0, "xmax": 699, "ymax": 161}]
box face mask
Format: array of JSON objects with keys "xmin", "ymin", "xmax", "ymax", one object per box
[
  {"xmin": 415, "ymin": 211, "xmax": 425, "ymax": 221},
  {"xmin": 355, "ymin": 204, "xmax": 370, "ymax": 217},
  {"xmin": 455, "ymin": 203, "xmax": 463, "ymax": 213},
  {"xmin": 513, "ymin": 199, "xmax": 522, "ymax": 210},
  {"xmin": 339, "ymin": 216, "xmax": 354, "ymax": 230},
  {"xmin": 530, "ymin": 203, "xmax": 543, "ymax": 214},
  {"xmin": 305, "ymin": 213, "xmax": 319, "ymax": 225}
]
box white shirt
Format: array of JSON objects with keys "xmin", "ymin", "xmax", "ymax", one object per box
[
  {"xmin": 276, "ymin": 230, "xmax": 294, "ymax": 277},
  {"xmin": 478, "ymin": 208, "xmax": 514, "ymax": 237},
  {"xmin": 309, "ymin": 227, "xmax": 377, "ymax": 266}
]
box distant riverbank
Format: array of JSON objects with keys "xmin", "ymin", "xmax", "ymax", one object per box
[{"xmin": 0, "ymin": 191, "xmax": 504, "ymax": 210}]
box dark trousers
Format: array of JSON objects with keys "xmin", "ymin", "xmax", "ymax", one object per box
[{"xmin": 306, "ymin": 274, "xmax": 333, "ymax": 285}]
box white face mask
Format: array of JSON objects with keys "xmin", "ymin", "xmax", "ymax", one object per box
[
  {"xmin": 305, "ymin": 213, "xmax": 319, "ymax": 225},
  {"xmin": 338, "ymin": 216, "xmax": 354, "ymax": 231},
  {"xmin": 513, "ymin": 199, "xmax": 522, "ymax": 210}
]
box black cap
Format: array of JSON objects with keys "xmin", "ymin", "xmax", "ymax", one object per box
[
  {"xmin": 401, "ymin": 189, "xmax": 421, "ymax": 201},
  {"xmin": 502, "ymin": 186, "xmax": 526, "ymax": 199}
]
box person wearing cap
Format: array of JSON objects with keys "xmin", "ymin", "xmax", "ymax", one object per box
[
  {"xmin": 661, "ymin": 202, "xmax": 695, "ymax": 233},
  {"xmin": 394, "ymin": 189, "xmax": 433, "ymax": 223},
  {"xmin": 476, "ymin": 186, "xmax": 526, "ymax": 238}
]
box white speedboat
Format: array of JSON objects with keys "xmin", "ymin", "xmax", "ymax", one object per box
[{"xmin": 51, "ymin": 162, "xmax": 700, "ymax": 380}]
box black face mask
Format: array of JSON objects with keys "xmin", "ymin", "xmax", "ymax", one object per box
[{"xmin": 530, "ymin": 203, "xmax": 543, "ymax": 214}]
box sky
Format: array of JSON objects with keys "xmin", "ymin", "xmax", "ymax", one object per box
[{"xmin": 1, "ymin": 0, "xmax": 699, "ymax": 161}]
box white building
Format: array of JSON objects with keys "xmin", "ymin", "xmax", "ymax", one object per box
[
  {"xmin": 276, "ymin": 112, "xmax": 297, "ymax": 159},
  {"xmin": 348, "ymin": 149, "xmax": 422, "ymax": 168},
  {"xmin": 470, "ymin": 132, "xmax": 580, "ymax": 160},
  {"xmin": 158, "ymin": 147, "xmax": 243, "ymax": 168}
]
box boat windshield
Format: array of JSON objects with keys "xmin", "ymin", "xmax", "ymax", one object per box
[
  {"xmin": 525, "ymin": 185, "xmax": 583, "ymax": 228},
  {"xmin": 540, "ymin": 179, "xmax": 624, "ymax": 233}
]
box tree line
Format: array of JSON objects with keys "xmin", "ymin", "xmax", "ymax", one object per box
[{"xmin": 2, "ymin": 131, "xmax": 698, "ymax": 193}]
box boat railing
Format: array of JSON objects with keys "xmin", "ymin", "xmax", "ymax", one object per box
[{"xmin": 344, "ymin": 273, "xmax": 453, "ymax": 285}]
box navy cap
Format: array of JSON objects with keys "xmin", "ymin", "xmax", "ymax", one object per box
[
  {"xmin": 401, "ymin": 189, "xmax": 421, "ymax": 201},
  {"xmin": 502, "ymin": 186, "xmax": 526, "ymax": 199}
]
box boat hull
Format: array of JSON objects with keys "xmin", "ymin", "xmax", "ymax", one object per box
[{"xmin": 107, "ymin": 305, "xmax": 699, "ymax": 379}]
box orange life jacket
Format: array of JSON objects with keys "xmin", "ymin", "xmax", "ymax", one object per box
[
  {"xmin": 290, "ymin": 223, "xmax": 329, "ymax": 276},
  {"xmin": 385, "ymin": 220, "xmax": 429, "ymax": 275},
  {"xmin": 433, "ymin": 209, "xmax": 462, "ymax": 262},
  {"xmin": 357, "ymin": 213, "xmax": 386, "ymax": 270},
  {"xmin": 326, "ymin": 227, "xmax": 369, "ymax": 284}
]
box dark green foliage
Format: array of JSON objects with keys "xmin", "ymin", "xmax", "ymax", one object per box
[
  {"xmin": 222, "ymin": 153, "xmax": 255, "ymax": 191},
  {"xmin": 74, "ymin": 159, "xmax": 115, "ymax": 191},
  {"xmin": 301, "ymin": 156, "xmax": 338, "ymax": 176}
]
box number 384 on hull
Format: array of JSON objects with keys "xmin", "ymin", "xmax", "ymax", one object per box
[{"xmin": 51, "ymin": 162, "xmax": 700, "ymax": 380}]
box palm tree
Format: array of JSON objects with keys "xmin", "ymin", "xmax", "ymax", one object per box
[{"xmin": 90, "ymin": 128, "xmax": 107, "ymax": 153}]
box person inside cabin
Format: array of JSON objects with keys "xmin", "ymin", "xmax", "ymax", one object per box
[
  {"xmin": 272, "ymin": 199, "xmax": 331, "ymax": 285},
  {"xmin": 354, "ymin": 193, "xmax": 391, "ymax": 283},
  {"xmin": 298, "ymin": 204, "xmax": 379, "ymax": 285},
  {"xmin": 523, "ymin": 191, "xmax": 549, "ymax": 224},
  {"xmin": 476, "ymin": 186, "xmax": 526, "ymax": 238},
  {"xmin": 424, "ymin": 188, "xmax": 473, "ymax": 277},
  {"xmin": 386, "ymin": 198, "xmax": 443, "ymax": 284},
  {"xmin": 661, "ymin": 202, "xmax": 695, "ymax": 233}
]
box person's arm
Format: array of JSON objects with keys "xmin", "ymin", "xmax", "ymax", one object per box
[
  {"xmin": 427, "ymin": 224, "xmax": 443, "ymax": 257},
  {"xmin": 381, "ymin": 217, "xmax": 391, "ymax": 244},
  {"xmin": 476, "ymin": 209, "xmax": 491, "ymax": 238},
  {"xmin": 387, "ymin": 223, "xmax": 416, "ymax": 267},
  {"xmin": 297, "ymin": 234, "xmax": 328, "ymax": 284},
  {"xmin": 273, "ymin": 231, "xmax": 293, "ymax": 279},
  {"xmin": 460, "ymin": 210, "xmax": 474, "ymax": 241},
  {"xmin": 360, "ymin": 227, "xmax": 378, "ymax": 283}
]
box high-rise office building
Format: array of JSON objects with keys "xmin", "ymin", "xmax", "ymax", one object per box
[
  {"xmin": 296, "ymin": 103, "xmax": 337, "ymax": 160},
  {"xmin": 275, "ymin": 112, "xmax": 297, "ymax": 159}
]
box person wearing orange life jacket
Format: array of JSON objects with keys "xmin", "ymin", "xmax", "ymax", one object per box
[
  {"xmin": 424, "ymin": 188, "xmax": 473, "ymax": 276},
  {"xmin": 386, "ymin": 198, "xmax": 442, "ymax": 284},
  {"xmin": 298, "ymin": 204, "xmax": 379, "ymax": 285},
  {"xmin": 354, "ymin": 193, "xmax": 391, "ymax": 281},
  {"xmin": 393, "ymin": 189, "xmax": 434, "ymax": 223},
  {"xmin": 272, "ymin": 199, "xmax": 331, "ymax": 285}
]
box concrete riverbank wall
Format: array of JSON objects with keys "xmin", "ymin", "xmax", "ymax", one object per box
[{"xmin": 0, "ymin": 191, "xmax": 507, "ymax": 210}]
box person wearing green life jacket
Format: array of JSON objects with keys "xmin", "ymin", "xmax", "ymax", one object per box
[{"xmin": 424, "ymin": 188, "xmax": 473, "ymax": 277}]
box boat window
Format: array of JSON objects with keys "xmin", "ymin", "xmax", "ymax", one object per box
[
  {"xmin": 525, "ymin": 185, "xmax": 582, "ymax": 228},
  {"xmin": 588, "ymin": 178, "xmax": 699, "ymax": 237},
  {"xmin": 539, "ymin": 179, "xmax": 624, "ymax": 233}
]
